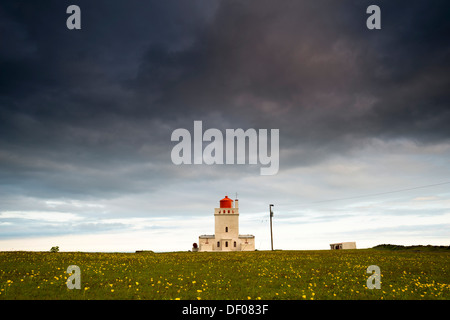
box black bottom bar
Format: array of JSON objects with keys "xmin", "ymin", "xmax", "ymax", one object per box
[{"xmin": 1, "ymin": 300, "xmax": 447, "ymax": 319}]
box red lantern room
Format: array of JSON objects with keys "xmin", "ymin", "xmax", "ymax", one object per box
[{"xmin": 220, "ymin": 196, "xmax": 233, "ymax": 208}]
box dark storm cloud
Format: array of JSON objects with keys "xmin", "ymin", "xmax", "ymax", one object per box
[
  {"xmin": 128, "ymin": 0, "xmax": 450, "ymax": 150},
  {"xmin": 1, "ymin": 0, "xmax": 449, "ymax": 200},
  {"xmin": 122, "ymin": 0, "xmax": 450, "ymax": 175},
  {"xmin": 0, "ymin": 0, "xmax": 219, "ymax": 197}
]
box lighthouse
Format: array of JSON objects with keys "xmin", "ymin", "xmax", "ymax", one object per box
[{"xmin": 198, "ymin": 196, "xmax": 255, "ymax": 251}]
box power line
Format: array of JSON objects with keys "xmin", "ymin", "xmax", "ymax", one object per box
[
  {"xmin": 313, "ymin": 181, "xmax": 450, "ymax": 203},
  {"xmin": 279, "ymin": 181, "xmax": 450, "ymax": 208}
]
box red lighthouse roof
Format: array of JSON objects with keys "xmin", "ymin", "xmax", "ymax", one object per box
[{"xmin": 220, "ymin": 196, "xmax": 233, "ymax": 208}]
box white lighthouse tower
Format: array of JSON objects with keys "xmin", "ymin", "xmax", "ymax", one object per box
[{"xmin": 198, "ymin": 196, "xmax": 255, "ymax": 251}]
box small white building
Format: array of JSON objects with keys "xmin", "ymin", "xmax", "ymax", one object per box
[
  {"xmin": 330, "ymin": 242, "xmax": 356, "ymax": 250},
  {"xmin": 198, "ymin": 196, "xmax": 255, "ymax": 252}
]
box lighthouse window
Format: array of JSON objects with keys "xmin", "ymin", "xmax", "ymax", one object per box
[
  {"xmin": 228, "ymin": 210, "xmax": 230, "ymax": 213},
  {"xmin": 225, "ymin": 227, "xmax": 228, "ymax": 232},
  {"xmin": 217, "ymin": 242, "xmax": 220, "ymax": 248},
  {"xmin": 225, "ymin": 241, "xmax": 228, "ymax": 247},
  {"xmin": 234, "ymin": 241, "xmax": 236, "ymax": 247}
]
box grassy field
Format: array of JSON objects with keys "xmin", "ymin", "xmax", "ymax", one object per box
[{"xmin": 1, "ymin": 249, "xmax": 449, "ymax": 300}]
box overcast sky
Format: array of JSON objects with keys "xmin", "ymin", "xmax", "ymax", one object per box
[{"xmin": 1, "ymin": 0, "xmax": 449, "ymax": 252}]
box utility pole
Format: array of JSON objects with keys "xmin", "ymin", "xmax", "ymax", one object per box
[{"xmin": 269, "ymin": 204, "xmax": 274, "ymax": 251}]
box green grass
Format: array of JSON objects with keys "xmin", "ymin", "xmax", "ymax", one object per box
[
  {"xmin": 1, "ymin": 249, "xmax": 449, "ymax": 300},
  {"xmin": 372, "ymin": 244, "xmax": 450, "ymax": 252}
]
